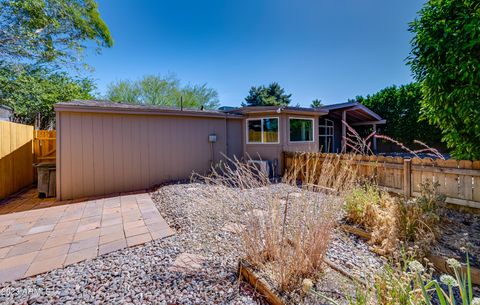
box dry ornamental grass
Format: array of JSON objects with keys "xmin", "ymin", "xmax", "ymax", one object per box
[{"xmin": 192, "ymin": 155, "xmax": 348, "ymax": 293}]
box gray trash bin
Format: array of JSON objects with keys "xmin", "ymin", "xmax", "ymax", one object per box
[{"xmin": 34, "ymin": 162, "xmax": 56, "ymax": 198}]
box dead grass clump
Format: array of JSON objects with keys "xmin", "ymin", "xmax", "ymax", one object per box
[
  {"xmin": 344, "ymin": 181, "xmax": 444, "ymax": 256},
  {"xmin": 258, "ymin": 193, "xmax": 337, "ymax": 292},
  {"xmin": 344, "ymin": 184, "xmax": 400, "ymax": 254},
  {"xmin": 396, "ymin": 181, "xmax": 444, "ymax": 254},
  {"xmin": 195, "ymin": 155, "xmax": 341, "ymax": 293},
  {"xmin": 283, "ymin": 152, "xmax": 359, "ymax": 196},
  {"xmin": 344, "ymin": 184, "xmax": 383, "ymax": 229}
]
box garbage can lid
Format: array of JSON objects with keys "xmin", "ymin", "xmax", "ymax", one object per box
[{"xmin": 34, "ymin": 162, "xmax": 56, "ymax": 168}]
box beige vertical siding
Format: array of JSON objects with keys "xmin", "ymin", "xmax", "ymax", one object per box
[
  {"xmin": 57, "ymin": 111, "xmax": 237, "ymax": 200},
  {"xmin": 244, "ymin": 113, "xmax": 320, "ymax": 175},
  {"xmin": 226, "ymin": 119, "xmax": 243, "ymax": 160}
]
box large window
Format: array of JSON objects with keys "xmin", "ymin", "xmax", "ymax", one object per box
[
  {"xmin": 247, "ymin": 117, "xmax": 279, "ymax": 144},
  {"xmin": 319, "ymin": 118, "xmax": 334, "ymax": 152},
  {"xmin": 289, "ymin": 118, "xmax": 314, "ymax": 142}
]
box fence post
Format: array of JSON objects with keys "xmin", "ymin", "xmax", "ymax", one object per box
[{"xmin": 403, "ymin": 159, "xmax": 412, "ymax": 198}]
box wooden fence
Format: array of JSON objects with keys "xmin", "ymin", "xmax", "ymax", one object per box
[
  {"xmin": 284, "ymin": 152, "xmax": 480, "ymax": 209},
  {"xmin": 0, "ymin": 121, "xmax": 34, "ymax": 200},
  {"xmin": 34, "ymin": 130, "xmax": 56, "ymax": 163}
]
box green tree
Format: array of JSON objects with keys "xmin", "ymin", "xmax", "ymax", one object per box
[
  {"xmin": 0, "ymin": 0, "xmax": 113, "ymax": 64},
  {"xmin": 350, "ymin": 83, "xmax": 443, "ymax": 148},
  {"xmin": 310, "ymin": 99, "xmax": 323, "ymax": 108},
  {"xmin": 243, "ymin": 82, "xmax": 292, "ymax": 106},
  {"xmin": 408, "ymin": 0, "xmax": 480, "ymax": 159},
  {"xmin": 105, "ymin": 74, "xmax": 220, "ymax": 109},
  {"xmin": 0, "ymin": 62, "xmax": 95, "ymax": 129}
]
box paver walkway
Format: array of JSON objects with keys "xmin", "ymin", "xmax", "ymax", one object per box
[
  {"xmin": 0, "ymin": 188, "xmax": 59, "ymax": 215},
  {"xmin": 0, "ymin": 193, "xmax": 174, "ymax": 284}
]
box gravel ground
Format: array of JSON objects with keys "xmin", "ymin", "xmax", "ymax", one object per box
[
  {"xmin": 0, "ymin": 182, "xmax": 383, "ymax": 304},
  {"xmin": 434, "ymin": 208, "xmax": 480, "ymax": 267}
]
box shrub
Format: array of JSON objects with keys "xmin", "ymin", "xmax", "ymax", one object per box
[
  {"xmin": 312, "ymin": 253, "xmax": 479, "ymax": 305},
  {"xmin": 421, "ymin": 255, "xmax": 478, "ymax": 305},
  {"xmin": 307, "ymin": 250, "xmax": 433, "ymax": 304},
  {"xmin": 397, "ymin": 181, "xmax": 443, "ymax": 254},
  {"xmin": 344, "ymin": 181, "xmax": 444, "ymax": 256},
  {"xmin": 344, "ymin": 184, "xmax": 383, "ymax": 230}
]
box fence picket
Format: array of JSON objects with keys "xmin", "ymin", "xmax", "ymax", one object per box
[
  {"xmin": 0, "ymin": 122, "xmax": 34, "ymax": 200},
  {"xmin": 33, "ymin": 130, "xmax": 56, "ymax": 163}
]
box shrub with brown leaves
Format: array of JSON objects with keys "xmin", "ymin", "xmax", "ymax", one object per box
[{"xmin": 344, "ymin": 181, "xmax": 444, "ymax": 256}]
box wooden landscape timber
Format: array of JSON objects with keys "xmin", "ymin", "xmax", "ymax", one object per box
[
  {"xmin": 238, "ymin": 257, "xmax": 367, "ymax": 305},
  {"xmin": 238, "ymin": 258, "xmax": 285, "ymax": 305}
]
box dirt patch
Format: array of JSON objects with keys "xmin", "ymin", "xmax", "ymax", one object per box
[{"xmin": 433, "ymin": 208, "xmax": 480, "ymax": 268}]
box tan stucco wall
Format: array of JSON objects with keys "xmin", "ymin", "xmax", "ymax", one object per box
[
  {"xmin": 244, "ymin": 113, "xmax": 319, "ymax": 175},
  {"xmin": 56, "ymin": 111, "xmax": 241, "ymax": 200}
]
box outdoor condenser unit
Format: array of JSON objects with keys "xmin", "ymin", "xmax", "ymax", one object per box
[{"xmin": 247, "ymin": 160, "xmax": 271, "ymax": 178}]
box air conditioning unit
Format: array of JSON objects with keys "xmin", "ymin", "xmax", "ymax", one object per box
[{"xmin": 247, "ymin": 160, "xmax": 271, "ymax": 178}]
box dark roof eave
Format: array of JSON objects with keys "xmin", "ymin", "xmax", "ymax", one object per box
[
  {"xmin": 228, "ymin": 106, "xmax": 328, "ymax": 116},
  {"xmin": 54, "ymin": 101, "xmax": 244, "ymax": 119},
  {"xmin": 322, "ymin": 102, "xmax": 383, "ymax": 121}
]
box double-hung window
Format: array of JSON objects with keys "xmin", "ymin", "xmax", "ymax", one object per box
[
  {"xmin": 247, "ymin": 117, "xmax": 279, "ymax": 144},
  {"xmin": 289, "ymin": 118, "xmax": 314, "ymax": 142}
]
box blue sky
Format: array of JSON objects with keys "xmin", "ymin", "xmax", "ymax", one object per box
[{"xmin": 85, "ymin": 0, "xmax": 425, "ymax": 107}]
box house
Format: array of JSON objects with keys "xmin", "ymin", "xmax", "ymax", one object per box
[
  {"xmin": 225, "ymin": 103, "xmax": 385, "ymax": 173},
  {"xmin": 319, "ymin": 101, "xmax": 386, "ymax": 153},
  {"xmin": 54, "ymin": 100, "xmax": 384, "ymax": 200},
  {"xmin": 0, "ymin": 105, "xmax": 12, "ymax": 121}
]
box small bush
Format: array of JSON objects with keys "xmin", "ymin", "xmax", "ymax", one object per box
[
  {"xmin": 344, "ymin": 184, "xmax": 383, "ymax": 230},
  {"xmin": 344, "ymin": 181, "xmax": 444, "ymax": 256},
  {"xmin": 396, "ymin": 181, "xmax": 444, "ymax": 256},
  {"xmin": 312, "ymin": 252, "xmax": 479, "ymax": 305}
]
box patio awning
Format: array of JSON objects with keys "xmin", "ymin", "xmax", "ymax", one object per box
[{"xmin": 321, "ymin": 102, "xmax": 386, "ymax": 125}]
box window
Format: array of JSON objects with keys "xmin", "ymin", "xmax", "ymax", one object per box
[
  {"xmin": 289, "ymin": 118, "xmax": 314, "ymax": 142},
  {"xmin": 247, "ymin": 117, "xmax": 279, "ymax": 144},
  {"xmin": 247, "ymin": 120, "xmax": 262, "ymax": 142},
  {"xmin": 319, "ymin": 118, "xmax": 334, "ymax": 153}
]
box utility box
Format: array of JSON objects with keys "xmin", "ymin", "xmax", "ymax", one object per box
[
  {"xmin": 247, "ymin": 160, "xmax": 271, "ymax": 178},
  {"xmin": 35, "ymin": 162, "xmax": 56, "ymax": 198}
]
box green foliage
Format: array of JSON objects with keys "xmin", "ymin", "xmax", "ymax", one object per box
[
  {"xmin": 243, "ymin": 82, "xmax": 292, "ymax": 106},
  {"xmin": 409, "ymin": 0, "xmax": 480, "ymax": 160},
  {"xmin": 0, "ymin": 62, "xmax": 95, "ymax": 128},
  {"xmin": 398, "ymin": 181, "xmax": 443, "ymax": 243},
  {"xmin": 310, "ymin": 99, "xmax": 323, "ymax": 108},
  {"xmin": 349, "ymin": 83, "xmax": 443, "ymax": 147},
  {"xmin": 0, "ymin": 0, "xmax": 113, "ymax": 64},
  {"xmin": 309, "ymin": 251, "xmax": 478, "ymax": 304},
  {"xmin": 421, "ymin": 256, "xmax": 477, "ymax": 305},
  {"xmin": 344, "ymin": 184, "xmax": 382, "ymax": 230},
  {"xmin": 105, "ymin": 74, "xmax": 220, "ymax": 109}
]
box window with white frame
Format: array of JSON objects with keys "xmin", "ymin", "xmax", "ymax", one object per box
[
  {"xmin": 246, "ymin": 117, "xmax": 279, "ymax": 144},
  {"xmin": 289, "ymin": 118, "xmax": 314, "ymax": 142},
  {"xmin": 319, "ymin": 118, "xmax": 334, "ymax": 152}
]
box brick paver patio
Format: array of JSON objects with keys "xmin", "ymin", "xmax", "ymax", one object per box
[{"xmin": 0, "ymin": 193, "xmax": 174, "ymax": 283}]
